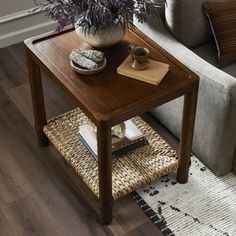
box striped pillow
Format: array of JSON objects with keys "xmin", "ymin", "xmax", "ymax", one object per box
[{"xmin": 203, "ymin": 1, "xmax": 236, "ymax": 68}]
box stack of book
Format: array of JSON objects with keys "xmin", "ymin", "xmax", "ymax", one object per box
[{"xmin": 79, "ymin": 120, "xmax": 148, "ymax": 160}]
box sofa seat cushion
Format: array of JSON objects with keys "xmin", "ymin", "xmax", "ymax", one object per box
[
  {"xmin": 192, "ymin": 43, "xmax": 236, "ymax": 78},
  {"xmin": 165, "ymin": 0, "xmax": 212, "ymax": 48}
]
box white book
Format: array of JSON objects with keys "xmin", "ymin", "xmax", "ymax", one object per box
[{"xmin": 79, "ymin": 124, "xmax": 98, "ymax": 157}]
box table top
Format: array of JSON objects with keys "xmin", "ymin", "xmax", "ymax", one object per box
[{"xmin": 25, "ymin": 27, "xmax": 198, "ymax": 126}]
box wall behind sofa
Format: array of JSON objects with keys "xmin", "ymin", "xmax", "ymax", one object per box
[{"xmin": 0, "ymin": 1, "xmax": 56, "ymax": 48}]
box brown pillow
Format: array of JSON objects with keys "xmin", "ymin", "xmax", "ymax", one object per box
[{"xmin": 203, "ymin": 1, "xmax": 236, "ymax": 68}]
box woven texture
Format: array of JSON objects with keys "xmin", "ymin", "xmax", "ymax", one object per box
[
  {"xmin": 43, "ymin": 108, "xmax": 179, "ymax": 200},
  {"xmin": 203, "ymin": 1, "xmax": 236, "ymax": 67}
]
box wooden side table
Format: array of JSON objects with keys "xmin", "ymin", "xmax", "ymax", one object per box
[{"xmin": 25, "ymin": 27, "xmax": 199, "ymax": 224}]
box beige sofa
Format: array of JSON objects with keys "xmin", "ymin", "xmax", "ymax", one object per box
[{"xmin": 134, "ymin": 0, "xmax": 236, "ymax": 176}]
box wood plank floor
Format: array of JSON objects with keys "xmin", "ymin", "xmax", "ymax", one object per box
[{"xmin": 0, "ymin": 42, "xmax": 179, "ymax": 236}]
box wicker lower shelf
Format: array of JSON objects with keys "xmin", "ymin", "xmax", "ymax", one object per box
[{"xmin": 43, "ymin": 108, "xmax": 179, "ymax": 200}]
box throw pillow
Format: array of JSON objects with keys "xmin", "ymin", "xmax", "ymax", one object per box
[
  {"xmin": 165, "ymin": 0, "xmax": 212, "ymax": 48},
  {"xmin": 203, "ymin": 1, "xmax": 236, "ymax": 68}
]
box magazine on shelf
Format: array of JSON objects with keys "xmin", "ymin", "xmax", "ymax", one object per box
[{"xmin": 78, "ymin": 120, "xmax": 148, "ymax": 160}]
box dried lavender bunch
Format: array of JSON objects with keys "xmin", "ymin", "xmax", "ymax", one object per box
[{"xmin": 34, "ymin": 0, "xmax": 165, "ymax": 32}]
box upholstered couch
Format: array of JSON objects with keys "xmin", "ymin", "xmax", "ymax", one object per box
[{"xmin": 134, "ymin": 0, "xmax": 236, "ymax": 176}]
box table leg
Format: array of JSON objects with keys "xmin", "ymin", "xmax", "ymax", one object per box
[
  {"xmin": 26, "ymin": 50, "xmax": 48, "ymax": 146},
  {"xmin": 177, "ymin": 83, "xmax": 199, "ymax": 183},
  {"xmin": 97, "ymin": 123, "xmax": 113, "ymax": 225}
]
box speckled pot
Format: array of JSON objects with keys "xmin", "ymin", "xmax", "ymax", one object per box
[{"xmin": 75, "ymin": 22, "xmax": 125, "ymax": 48}]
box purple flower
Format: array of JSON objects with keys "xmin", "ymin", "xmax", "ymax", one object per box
[{"xmin": 34, "ymin": 0, "xmax": 164, "ymax": 32}]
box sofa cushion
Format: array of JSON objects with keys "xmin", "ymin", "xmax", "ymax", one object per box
[
  {"xmin": 192, "ymin": 43, "xmax": 236, "ymax": 78},
  {"xmin": 203, "ymin": 1, "xmax": 236, "ymax": 68},
  {"xmin": 165, "ymin": 0, "xmax": 212, "ymax": 48}
]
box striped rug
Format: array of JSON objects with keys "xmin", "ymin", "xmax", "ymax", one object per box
[{"xmin": 133, "ymin": 156, "xmax": 236, "ymax": 236}]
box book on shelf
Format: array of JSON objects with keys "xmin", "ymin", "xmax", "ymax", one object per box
[
  {"xmin": 78, "ymin": 120, "xmax": 148, "ymax": 160},
  {"xmin": 117, "ymin": 55, "xmax": 169, "ymax": 85}
]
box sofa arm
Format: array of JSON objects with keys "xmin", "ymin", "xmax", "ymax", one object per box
[{"xmin": 134, "ymin": 17, "xmax": 236, "ymax": 175}]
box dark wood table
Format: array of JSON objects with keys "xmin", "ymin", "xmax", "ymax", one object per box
[{"xmin": 25, "ymin": 27, "xmax": 199, "ymax": 225}]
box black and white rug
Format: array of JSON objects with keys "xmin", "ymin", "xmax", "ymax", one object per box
[{"xmin": 133, "ymin": 156, "xmax": 236, "ymax": 236}]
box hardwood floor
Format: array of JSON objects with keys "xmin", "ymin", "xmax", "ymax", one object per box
[{"xmin": 0, "ymin": 42, "xmax": 179, "ymax": 236}]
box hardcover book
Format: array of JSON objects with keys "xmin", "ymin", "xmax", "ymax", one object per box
[
  {"xmin": 79, "ymin": 120, "xmax": 148, "ymax": 160},
  {"xmin": 117, "ymin": 55, "xmax": 169, "ymax": 85}
]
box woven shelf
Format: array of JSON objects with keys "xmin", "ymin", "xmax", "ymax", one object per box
[{"xmin": 43, "ymin": 108, "xmax": 179, "ymax": 200}]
